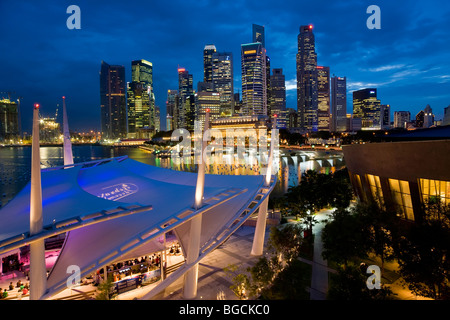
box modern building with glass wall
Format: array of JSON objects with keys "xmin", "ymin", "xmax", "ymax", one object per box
[
  {"xmin": 212, "ymin": 51, "xmax": 234, "ymax": 117},
  {"xmin": 317, "ymin": 66, "xmax": 330, "ymax": 131},
  {"xmin": 127, "ymin": 59, "xmax": 155, "ymax": 138},
  {"xmin": 331, "ymin": 76, "xmax": 347, "ymax": 132},
  {"xmin": 269, "ymin": 68, "xmax": 286, "ymax": 128},
  {"xmin": 296, "ymin": 25, "xmax": 318, "ymax": 132},
  {"xmin": 100, "ymin": 61, "xmax": 127, "ymax": 140},
  {"xmin": 343, "ymin": 138, "xmax": 450, "ymax": 223},
  {"xmin": 241, "ymin": 42, "xmax": 267, "ymax": 116},
  {"xmin": 352, "ymin": 88, "xmax": 381, "ymax": 130},
  {"xmin": 0, "ymin": 98, "xmax": 19, "ymax": 142}
]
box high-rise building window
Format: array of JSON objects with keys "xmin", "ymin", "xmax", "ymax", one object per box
[
  {"xmin": 388, "ymin": 179, "xmax": 414, "ymax": 221},
  {"xmin": 419, "ymin": 178, "xmax": 450, "ymax": 206}
]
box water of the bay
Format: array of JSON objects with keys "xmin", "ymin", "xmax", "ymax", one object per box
[{"xmin": 0, "ymin": 145, "xmax": 345, "ymax": 207}]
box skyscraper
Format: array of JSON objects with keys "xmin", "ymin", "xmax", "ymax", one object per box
[
  {"xmin": 0, "ymin": 98, "xmax": 19, "ymax": 142},
  {"xmin": 241, "ymin": 42, "xmax": 267, "ymax": 116},
  {"xmin": 352, "ymin": 88, "xmax": 381, "ymax": 130},
  {"xmin": 270, "ymin": 68, "xmax": 286, "ymax": 127},
  {"xmin": 178, "ymin": 68, "xmax": 194, "ymax": 128},
  {"xmin": 380, "ymin": 104, "xmax": 391, "ymax": 130},
  {"xmin": 252, "ymin": 24, "xmax": 265, "ymax": 48},
  {"xmin": 212, "ymin": 51, "xmax": 234, "ymax": 116},
  {"xmin": 297, "ymin": 25, "xmax": 318, "ymax": 132},
  {"xmin": 203, "ymin": 44, "xmax": 217, "ymax": 84},
  {"xmin": 127, "ymin": 59, "xmax": 155, "ymax": 138},
  {"xmin": 331, "ymin": 76, "xmax": 347, "ymax": 132},
  {"xmin": 423, "ymin": 104, "xmax": 434, "ymax": 128},
  {"xmin": 100, "ymin": 61, "xmax": 127, "ymax": 140},
  {"xmin": 317, "ymin": 66, "xmax": 330, "ymax": 131},
  {"xmin": 394, "ymin": 111, "xmax": 411, "ymax": 128}
]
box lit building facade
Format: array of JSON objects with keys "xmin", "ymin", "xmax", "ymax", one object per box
[
  {"xmin": 166, "ymin": 89, "xmax": 178, "ymax": 130},
  {"xmin": 212, "ymin": 52, "xmax": 234, "ymax": 117},
  {"xmin": 203, "ymin": 44, "xmax": 217, "ymax": 85},
  {"xmin": 317, "ymin": 66, "xmax": 330, "ymax": 131},
  {"xmin": 331, "ymin": 76, "xmax": 347, "ymax": 132},
  {"xmin": 178, "ymin": 68, "xmax": 194, "ymax": 129},
  {"xmin": 127, "ymin": 60, "xmax": 155, "ymax": 138},
  {"xmin": 241, "ymin": 42, "xmax": 267, "ymax": 116},
  {"xmin": 343, "ymin": 139, "xmax": 450, "ymax": 223},
  {"xmin": 100, "ymin": 61, "xmax": 127, "ymax": 140},
  {"xmin": 269, "ymin": 68, "xmax": 286, "ymax": 128},
  {"xmin": 352, "ymin": 88, "xmax": 381, "ymax": 130},
  {"xmin": 394, "ymin": 111, "xmax": 411, "ymax": 129},
  {"xmin": 0, "ymin": 98, "xmax": 19, "ymax": 142},
  {"xmin": 297, "ymin": 25, "xmax": 318, "ymax": 132},
  {"xmin": 195, "ymin": 91, "xmax": 221, "ymax": 129}
]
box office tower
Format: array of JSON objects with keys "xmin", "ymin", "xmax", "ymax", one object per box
[
  {"xmin": 178, "ymin": 68, "xmax": 194, "ymax": 128},
  {"xmin": 317, "ymin": 66, "xmax": 330, "ymax": 131},
  {"xmin": 252, "ymin": 24, "xmax": 265, "ymax": 48},
  {"xmin": 39, "ymin": 111, "xmax": 60, "ymax": 143},
  {"xmin": 380, "ymin": 104, "xmax": 391, "ymax": 130},
  {"xmin": 127, "ymin": 59, "xmax": 155, "ymax": 138},
  {"xmin": 423, "ymin": 104, "xmax": 434, "ymax": 128},
  {"xmin": 184, "ymin": 95, "xmax": 196, "ymax": 131},
  {"xmin": 270, "ymin": 68, "xmax": 286, "ymax": 127},
  {"xmin": 297, "ymin": 25, "xmax": 318, "ymax": 131},
  {"xmin": 154, "ymin": 106, "xmax": 160, "ymax": 132},
  {"xmin": 331, "ymin": 76, "xmax": 347, "ymax": 132},
  {"xmin": 394, "ymin": 111, "xmax": 411, "ymax": 128},
  {"xmin": 166, "ymin": 89, "xmax": 178, "ymax": 130},
  {"xmin": 443, "ymin": 105, "xmax": 450, "ymax": 126},
  {"xmin": 203, "ymin": 44, "xmax": 217, "ymax": 85},
  {"xmin": 241, "ymin": 42, "xmax": 267, "ymax": 116},
  {"xmin": 100, "ymin": 61, "xmax": 127, "ymax": 140},
  {"xmin": 212, "ymin": 52, "xmax": 234, "ymax": 116},
  {"xmin": 196, "ymin": 91, "xmax": 221, "ymax": 129},
  {"xmin": 0, "ymin": 98, "xmax": 19, "ymax": 142},
  {"xmin": 233, "ymin": 93, "xmax": 242, "ymax": 114},
  {"xmin": 415, "ymin": 110, "xmax": 424, "ymax": 127},
  {"xmin": 287, "ymin": 108, "xmax": 298, "ymax": 129},
  {"xmin": 352, "ymin": 88, "xmax": 381, "ymax": 130}
]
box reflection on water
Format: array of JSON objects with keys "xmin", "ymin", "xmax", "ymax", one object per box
[{"xmin": 0, "ymin": 145, "xmax": 345, "ymax": 206}]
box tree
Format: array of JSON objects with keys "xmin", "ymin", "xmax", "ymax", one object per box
[
  {"xmin": 395, "ymin": 201, "xmax": 450, "ymax": 300},
  {"xmin": 95, "ymin": 276, "xmax": 116, "ymax": 300},
  {"xmin": 327, "ymin": 264, "xmax": 393, "ymax": 300},
  {"xmin": 321, "ymin": 207, "xmax": 369, "ymax": 267}
]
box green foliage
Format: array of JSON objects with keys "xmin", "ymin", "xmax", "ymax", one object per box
[
  {"xmin": 327, "ymin": 264, "xmax": 394, "ymax": 300},
  {"xmin": 395, "ymin": 201, "xmax": 450, "ymax": 300},
  {"xmin": 95, "ymin": 276, "xmax": 116, "ymax": 300}
]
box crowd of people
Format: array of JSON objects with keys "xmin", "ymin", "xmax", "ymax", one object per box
[{"xmin": 0, "ymin": 279, "xmax": 29, "ymax": 299}]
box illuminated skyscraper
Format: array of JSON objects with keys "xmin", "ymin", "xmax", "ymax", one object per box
[
  {"xmin": 331, "ymin": 76, "xmax": 347, "ymax": 132},
  {"xmin": 100, "ymin": 61, "xmax": 127, "ymax": 140},
  {"xmin": 166, "ymin": 89, "xmax": 178, "ymax": 130},
  {"xmin": 203, "ymin": 44, "xmax": 217, "ymax": 84},
  {"xmin": 270, "ymin": 68, "xmax": 286, "ymax": 127},
  {"xmin": 127, "ymin": 59, "xmax": 155, "ymax": 138},
  {"xmin": 297, "ymin": 25, "xmax": 318, "ymax": 131},
  {"xmin": 0, "ymin": 98, "xmax": 19, "ymax": 142},
  {"xmin": 196, "ymin": 91, "xmax": 221, "ymax": 128},
  {"xmin": 317, "ymin": 66, "xmax": 330, "ymax": 131},
  {"xmin": 252, "ymin": 24, "xmax": 265, "ymax": 48},
  {"xmin": 394, "ymin": 111, "xmax": 411, "ymax": 128},
  {"xmin": 212, "ymin": 51, "xmax": 234, "ymax": 116},
  {"xmin": 352, "ymin": 88, "xmax": 381, "ymax": 130},
  {"xmin": 423, "ymin": 104, "xmax": 434, "ymax": 128},
  {"xmin": 241, "ymin": 42, "xmax": 267, "ymax": 116},
  {"xmin": 178, "ymin": 68, "xmax": 194, "ymax": 128}
]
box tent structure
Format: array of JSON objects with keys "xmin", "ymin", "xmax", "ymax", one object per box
[{"xmin": 0, "ymin": 156, "xmax": 275, "ymax": 299}]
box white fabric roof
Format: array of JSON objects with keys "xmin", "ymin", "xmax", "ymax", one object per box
[{"xmin": 0, "ymin": 157, "xmax": 269, "ymax": 298}]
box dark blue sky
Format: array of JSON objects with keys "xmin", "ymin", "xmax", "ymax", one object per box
[{"xmin": 1, "ymin": 0, "xmax": 449, "ymax": 132}]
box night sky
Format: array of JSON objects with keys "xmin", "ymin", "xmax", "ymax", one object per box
[{"xmin": 1, "ymin": 0, "xmax": 449, "ymax": 132}]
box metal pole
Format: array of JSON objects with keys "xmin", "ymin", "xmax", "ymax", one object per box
[
  {"xmin": 29, "ymin": 103, "xmax": 47, "ymax": 300},
  {"xmin": 183, "ymin": 109, "xmax": 210, "ymax": 299},
  {"xmin": 251, "ymin": 115, "xmax": 277, "ymax": 256}
]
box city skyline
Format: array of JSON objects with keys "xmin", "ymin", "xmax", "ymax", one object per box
[{"xmin": 1, "ymin": 0, "xmax": 449, "ymax": 132}]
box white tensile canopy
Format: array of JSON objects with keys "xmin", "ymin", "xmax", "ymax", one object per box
[{"xmin": 0, "ymin": 156, "xmax": 275, "ymax": 299}]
